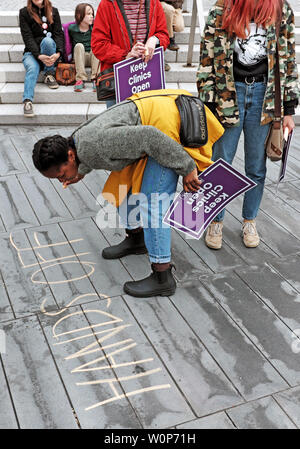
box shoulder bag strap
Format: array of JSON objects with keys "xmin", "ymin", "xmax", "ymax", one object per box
[{"xmin": 273, "ymin": 0, "xmax": 283, "ymax": 127}]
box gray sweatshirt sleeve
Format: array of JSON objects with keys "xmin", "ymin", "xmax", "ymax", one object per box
[
  {"xmin": 78, "ymin": 161, "xmax": 92, "ymax": 176},
  {"xmin": 100, "ymin": 125, "xmax": 196, "ymax": 176}
]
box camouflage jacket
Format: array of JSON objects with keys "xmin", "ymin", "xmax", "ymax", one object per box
[{"xmin": 197, "ymin": 0, "xmax": 300, "ymax": 127}]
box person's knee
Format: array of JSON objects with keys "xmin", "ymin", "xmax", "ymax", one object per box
[
  {"xmin": 41, "ymin": 37, "xmax": 56, "ymax": 47},
  {"xmin": 74, "ymin": 43, "xmax": 85, "ymax": 52}
]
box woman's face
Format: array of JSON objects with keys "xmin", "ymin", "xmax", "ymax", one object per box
[
  {"xmin": 82, "ymin": 6, "xmax": 94, "ymax": 26},
  {"xmin": 42, "ymin": 149, "xmax": 79, "ymax": 184},
  {"xmin": 31, "ymin": 0, "xmax": 44, "ymax": 8}
]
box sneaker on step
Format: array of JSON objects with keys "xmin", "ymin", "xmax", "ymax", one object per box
[
  {"xmin": 44, "ymin": 74, "xmax": 59, "ymax": 89},
  {"xmin": 164, "ymin": 63, "xmax": 171, "ymax": 72},
  {"xmin": 242, "ymin": 220, "xmax": 260, "ymax": 247},
  {"xmin": 23, "ymin": 100, "xmax": 35, "ymax": 117},
  {"xmin": 74, "ymin": 80, "xmax": 85, "ymax": 92},
  {"xmin": 205, "ymin": 221, "xmax": 223, "ymax": 249}
]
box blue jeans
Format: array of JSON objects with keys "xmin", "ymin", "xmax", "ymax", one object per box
[
  {"xmin": 106, "ymin": 98, "xmax": 116, "ymax": 108},
  {"xmin": 22, "ymin": 37, "xmax": 57, "ymax": 102},
  {"xmin": 118, "ymin": 157, "xmax": 179, "ymax": 263},
  {"xmin": 213, "ymin": 81, "xmax": 271, "ymax": 221}
]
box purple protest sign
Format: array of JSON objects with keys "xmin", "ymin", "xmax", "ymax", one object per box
[
  {"xmin": 278, "ymin": 130, "xmax": 294, "ymax": 183},
  {"xmin": 163, "ymin": 158, "xmax": 257, "ymax": 239},
  {"xmin": 114, "ymin": 47, "xmax": 165, "ymax": 103}
]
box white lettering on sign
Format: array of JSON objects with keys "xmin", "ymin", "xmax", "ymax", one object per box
[{"xmin": 130, "ymin": 61, "xmax": 148, "ymax": 73}]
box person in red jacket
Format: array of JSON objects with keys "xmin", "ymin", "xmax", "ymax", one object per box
[{"xmin": 91, "ymin": 0, "xmax": 170, "ymax": 107}]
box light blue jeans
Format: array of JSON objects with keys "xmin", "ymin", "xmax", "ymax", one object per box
[
  {"xmin": 22, "ymin": 37, "xmax": 57, "ymax": 102},
  {"xmin": 118, "ymin": 156, "xmax": 179, "ymax": 263},
  {"xmin": 213, "ymin": 81, "xmax": 271, "ymax": 221},
  {"xmin": 106, "ymin": 98, "xmax": 116, "ymax": 108}
]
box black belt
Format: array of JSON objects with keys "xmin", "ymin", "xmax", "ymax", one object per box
[{"xmin": 234, "ymin": 74, "xmax": 267, "ymax": 85}]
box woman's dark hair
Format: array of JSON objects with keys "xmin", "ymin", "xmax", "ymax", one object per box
[
  {"xmin": 27, "ymin": 0, "xmax": 54, "ymax": 25},
  {"xmin": 32, "ymin": 135, "xmax": 75, "ymax": 172},
  {"xmin": 75, "ymin": 3, "xmax": 94, "ymax": 25}
]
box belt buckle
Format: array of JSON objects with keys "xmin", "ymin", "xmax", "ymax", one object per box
[{"xmin": 245, "ymin": 76, "xmax": 255, "ymax": 85}]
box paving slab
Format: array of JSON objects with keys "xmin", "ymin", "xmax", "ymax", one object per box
[
  {"xmin": 0, "ymin": 230, "xmax": 58, "ymax": 317},
  {"xmin": 123, "ymin": 295, "xmax": 243, "ymax": 417},
  {"xmin": 170, "ymin": 284, "xmax": 288, "ymax": 400},
  {"xmin": 0, "ymin": 281, "xmax": 14, "ymax": 323},
  {"xmin": 274, "ymin": 386, "xmax": 300, "ymax": 428},
  {"xmin": 80, "ymin": 297, "xmax": 196, "ymax": 428},
  {"xmin": 58, "ymin": 218, "xmax": 134, "ymax": 299},
  {"xmin": 204, "ymin": 273, "xmax": 300, "ymax": 386},
  {"xmin": 0, "ymin": 135, "xmax": 27, "ymax": 176},
  {"xmin": 17, "ymin": 173, "xmax": 73, "ymax": 225},
  {"xmin": 226, "ymin": 397, "xmax": 297, "ymax": 429},
  {"xmin": 236, "ymin": 263, "xmax": 300, "ymax": 333},
  {"xmin": 1, "ymin": 315, "xmax": 79, "ymax": 428},
  {"xmin": 225, "ymin": 194, "xmax": 300, "ymax": 257},
  {"xmin": 38, "ymin": 304, "xmax": 142, "ymax": 429},
  {"xmin": 0, "ymin": 175, "xmax": 40, "ymax": 231},
  {"xmin": 176, "ymin": 412, "xmax": 236, "ymax": 429},
  {"xmin": 0, "ymin": 362, "xmax": 18, "ymax": 429}
]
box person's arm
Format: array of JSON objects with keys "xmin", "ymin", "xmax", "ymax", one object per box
[
  {"xmin": 91, "ymin": 2, "xmax": 128, "ymax": 64},
  {"xmin": 150, "ymin": 0, "xmax": 170, "ymax": 50},
  {"xmin": 19, "ymin": 9, "xmax": 40, "ymax": 59},
  {"xmin": 197, "ymin": 6, "xmax": 217, "ymax": 103},
  {"xmin": 101, "ymin": 125, "xmax": 196, "ymax": 176}
]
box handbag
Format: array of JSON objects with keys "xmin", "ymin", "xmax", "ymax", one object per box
[
  {"xmin": 55, "ymin": 62, "xmax": 76, "ymax": 86},
  {"xmin": 175, "ymin": 94, "xmax": 208, "ymax": 147},
  {"xmin": 265, "ymin": 1, "xmax": 284, "ymax": 162},
  {"xmin": 96, "ymin": 66, "xmax": 115, "ymax": 101}
]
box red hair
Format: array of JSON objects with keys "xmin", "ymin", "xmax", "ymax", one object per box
[
  {"xmin": 222, "ymin": 0, "xmax": 282, "ymax": 38},
  {"xmin": 27, "ymin": 0, "xmax": 53, "ymax": 25}
]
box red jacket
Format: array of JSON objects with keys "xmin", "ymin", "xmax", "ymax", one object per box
[{"xmin": 91, "ymin": 0, "xmax": 169, "ymax": 72}]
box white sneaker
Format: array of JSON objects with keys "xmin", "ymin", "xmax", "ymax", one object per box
[
  {"xmin": 242, "ymin": 220, "xmax": 260, "ymax": 247},
  {"xmin": 205, "ymin": 221, "xmax": 223, "ymax": 249}
]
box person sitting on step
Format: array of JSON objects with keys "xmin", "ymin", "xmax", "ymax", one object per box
[
  {"xmin": 68, "ymin": 3, "xmax": 99, "ymax": 93},
  {"xmin": 19, "ymin": 0, "xmax": 64, "ymax": 117}
]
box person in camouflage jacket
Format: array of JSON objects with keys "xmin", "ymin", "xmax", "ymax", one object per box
[
  {"xmin": 197, "ymin": 0, "xmax": 299, "ymax": 250},
  {"xmin": 197, "ymin": 0, "xmax": 299, "ymax": 127}
]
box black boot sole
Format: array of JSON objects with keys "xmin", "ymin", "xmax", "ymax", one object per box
[
  {"xmin": 123, "ymin": 284, "xmax": 176, "ymax": 298},
  {"xmin": 102, "ymin": 246, "xmax": 148, "ymax": 260}
]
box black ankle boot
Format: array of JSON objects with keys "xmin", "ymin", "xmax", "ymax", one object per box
[
  {"xmin": 102, "ymin": 228, "xmax": 147, "ymax": 259},
  {"xmin": 123, "ymin": 264, "xmax": 176, "ymax": 298}
]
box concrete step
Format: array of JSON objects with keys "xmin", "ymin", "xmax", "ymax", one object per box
[
  {"xmin": 0, "ymin": 86, "xmax": 299, "ymax": 126},
  {"xmin": 0, "ymin": 81, "xmax": 197, "ymax": 104},
  {"xmin": 2, "ymin": 43, "xmax": 300, "ymax": 65},
  {"xmin": 1, "ymin": 11, "xmax": 300, "ymax": 28},
  {"xmin": 1, "ymin": 24, "xmax": 300, "ymax": 47},
  {"xmin": 0, "ymin": 82, "xmax": 101, "ymax": 104},
  {"xmin": 0, "ymin": 44, "xmax": 202, "ymax": 64},
  {"xmin": 2, "ymin": 61, "xmax": 299, "ymax": 84},
  {"xmin": 0, "ymin": 102, "xmax": 106, "ymax": 125},
  {"xmin": 0, "ymin": 61, "xmax": 200, "ymax": 83}
]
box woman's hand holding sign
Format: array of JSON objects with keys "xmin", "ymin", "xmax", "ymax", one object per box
[
  {"xmin": 143, "ymin": 36, "xmax": 157, "ymax": 63},
  {"xmin": 183, "ymin": 168, "xmax": 202, "ymax": 192},
  {"xmin": 127, "ymin": 42, "xmax": 146, "ymax": 59}
]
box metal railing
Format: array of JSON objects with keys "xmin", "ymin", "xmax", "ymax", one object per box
[{"xmin": 186, "ymin": 0, "xmax": 205, "ymax": 66}]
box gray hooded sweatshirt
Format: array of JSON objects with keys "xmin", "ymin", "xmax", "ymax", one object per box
[{"xmin": 72, "ymin": 100, "xmax": 196, "ymax": 177}]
